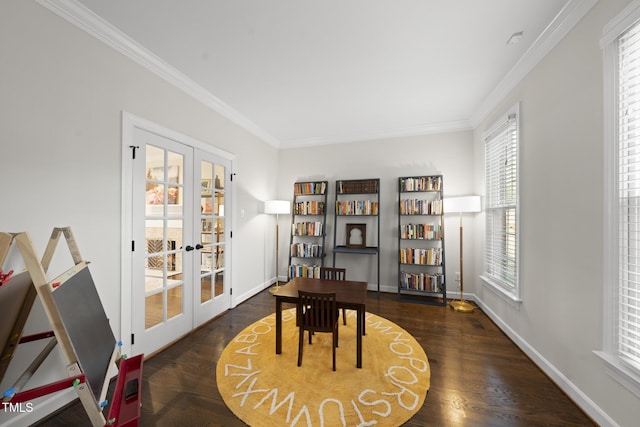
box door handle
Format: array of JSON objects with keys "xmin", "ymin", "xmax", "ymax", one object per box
[
  {"xmin": 195, "ymin": 244, "xmax": 204, "ymax": 250},
  {"xmin": 185, "ymin": 245, "xmax": 195, "ymax": 252}
]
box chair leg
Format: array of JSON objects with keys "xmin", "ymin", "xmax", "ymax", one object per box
[
  {"xmin": 332, "ymin": 328, "xmax": 337, "ymax": 371},
  {"xmin": 297, "ymin": 327, "xmax": 304, "ymax": 367},
  {"xmin": 342, "ymin": 308, "xmax": 347, "ymax": 325}
]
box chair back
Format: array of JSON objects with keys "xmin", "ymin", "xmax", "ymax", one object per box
[
  {"xmin": 319, "ymin": 267, "xmax": 346, "ymax": 281},
  {"xmin": 298, "ymin": 291, "xmax": 337, "ymax": 333}
]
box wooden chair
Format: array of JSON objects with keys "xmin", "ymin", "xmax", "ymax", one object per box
[
  {"xmin": 320, "ymin": 267, "xmax": 348, "ymax": 325},
  {"xmin": 297, "ymin": 291, "xmax": 339, "ymax": 371}
]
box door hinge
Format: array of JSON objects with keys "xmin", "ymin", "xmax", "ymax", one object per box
[
  {"xmin": 131, "ymin": 333, "xmax": 135, "ymax": 345},
  {"xmin": 131, "ymin": 240, "xmax": 135, "ymax": 251},
  {"xmin": 230, "ymin": 288, "xmax": 232, "ymax": 295},
  {"xmin": 230, "ymin": 231, "xmax": 232, "ymax": 238},
  {"xmin": 129, "ymin": 145, "xmax": 140, "ymax": 159}
]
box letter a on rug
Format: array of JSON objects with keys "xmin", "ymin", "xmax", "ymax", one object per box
[{"xmin": 216, "ymin": 308, "xmax": 430, "ymax": 426}]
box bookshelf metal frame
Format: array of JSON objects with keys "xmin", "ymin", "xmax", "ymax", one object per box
[
  {"xmin": 397, "ymin": 175, "xmax": 447, "ymax": 306},
  {"xmin": 332, "ymin": 178, "xmax": 380, "ymax": 293}
]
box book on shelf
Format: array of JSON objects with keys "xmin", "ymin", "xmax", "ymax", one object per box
[
  {"xmin": 291, "ymin": 221, "xmax": 324, "ymax": 236},
  {"xmin": 400, "ymin": 271, "xmax": 444, "ymax": 292},
  {"xmin": 294, "ymin": 201, "xmax": 325, "ymax": 215},
  {"xmin": 399, "ymin": 199, "xmax": 442, "ymax": 215},
  {"xmin": 290, "ymin": 243, "xmax": 323, "ymax": 258},
  {"xmin": 338, "ymin": 179, "xmax": 379, "ymax": 194},
  {"xmin": 335, "ymin": 200, "xmax": 379, "ymax": 215},
  {"xmin": 399, "ymin": 247, "xmax": 442, "ymax": 265},
  {"xmin": 289, "ymin": 264, "xmax": 321, "ymax": 278},
  {"xmin": 294, "ymin": 182, "xmax": 327, "ymax": 195},
  {"xmin": 399, "ymin": 176, "xmax": 442, "ymax": 192},
  {"xmin": 400, "ymin": 223, "xmax": 442, "ymax": 240}
]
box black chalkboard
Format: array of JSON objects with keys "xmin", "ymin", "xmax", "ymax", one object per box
[{"xmin": 51, "ymin": 267, "xmax": 116, "ymax": 402}]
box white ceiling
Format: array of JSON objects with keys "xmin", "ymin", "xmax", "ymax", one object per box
[{"xmin": 49, "ymin": 0, "xmax": 593, "ymax": 148}]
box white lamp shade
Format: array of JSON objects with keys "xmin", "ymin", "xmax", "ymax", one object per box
[
  {"xmin": 444, "ymin": 196, "xmax": 481, "ymax": 213},
  {"xmin": 264, "ymin": 200, "xmax": 291, "ymax": 215}
]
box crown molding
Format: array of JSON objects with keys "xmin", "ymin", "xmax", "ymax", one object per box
[
  {"xmin": 470, "ymin": 0, "xmax": 599, "ymax": 127},
  {"xmin": 35, "ymin": 0, "xmax": 282, "ymax": 148},
  {"xmin": 35, "ymin": 0, "xmax": 597, "ymax": 149},
  {"xmin": 279, "ymin": 120, "xmax": 473, "ymax": 149}
]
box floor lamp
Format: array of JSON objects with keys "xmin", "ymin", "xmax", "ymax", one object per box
[
  {"xmin": 444, "ymin": 196, "xmax": 481, "ymax": 312},
  {"xmin": 265, "ymin": 200, "xmax": 291, "ymax": 294}
]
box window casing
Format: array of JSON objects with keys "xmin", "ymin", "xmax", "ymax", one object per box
[
  {"xmin": 617, "ymin": 21, "xmax": 640, "ymax": 371},
  {"xmin": 482, "ymin": 106, "xmax": 520, "ymax": 300},
  {"xmin": 599, "ymin": 0, "xmax": 640, "ymax": 398}
]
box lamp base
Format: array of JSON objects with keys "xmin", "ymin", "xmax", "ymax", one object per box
[
  {"xmin": 450, "ymin": 300, "xmax": 475, "ymax": 313},
  {"xmin": 268, "ymin": 281, "xmax": 282, "ymax": 295}
]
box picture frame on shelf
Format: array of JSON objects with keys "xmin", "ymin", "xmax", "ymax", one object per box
[{"xmin": 346, "ymin": 223, "xmax": 366, "ymax": 248}]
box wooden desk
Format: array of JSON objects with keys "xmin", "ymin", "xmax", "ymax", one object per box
[{"xmin": 273, "ymin": 277, "xmax": 367, "ymax": 368}]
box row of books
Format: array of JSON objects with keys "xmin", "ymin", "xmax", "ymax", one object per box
[
  {"xmin": 400, "ymin": 223, "xmax": 442, "ymax": 240},
  {"xmin": 338, "ymin": 180, "xmax": 378, "ymax": 194},
  {"xmin": 290, "ymin": 243, "xmax": 323, "ymax": 258},
  {"xmin": 399, "ymin": 176, "xmax": 442, "ymax": 192},
  {"xmin": 294, "ymin": 182, "xmax": 327, "ymax": 195},
  {"xmin": 336, "ymin": 200, "xmax": 379, "ymax": 216},
  {"xmin": 399, "ymin": 199, "xmax": 443, "ymax": 215},
  {"xmin": 293, "ymin": 201, "xmax": 325, "ymax": 215},
  {"xmin": 399, "ymin": 272, "xmax": 444, "ymax": 292},
  {"xmin": 399, "ymin": 248, "xmax": 443, "ymax": 265},
  {"xmin": 289, "ymin": 264, "xmax": 322, "ymax": 278},
  {"xmin": 291, "ymin": 221, "xmax": 323, "ymax": 236}
]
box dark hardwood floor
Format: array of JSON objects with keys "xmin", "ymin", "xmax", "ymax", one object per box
[{"xmin": 35, "ymin": 290, "xmax": 594, "ymax": 426}]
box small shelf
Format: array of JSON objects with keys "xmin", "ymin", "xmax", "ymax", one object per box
[
  {"xmin": 333, "ymin": 245, "xmax": 379, "ymax": 255},
  {"xmin": 291, "ymin": 254, "xmax": 327, "ymax": 259},
  {"xmin": 400, "ymin": 263, "xmax": 442, "ymax": 266},
  {"xmin": 333, "ymin": 179, "xmax": 381, "ymax": 292}
]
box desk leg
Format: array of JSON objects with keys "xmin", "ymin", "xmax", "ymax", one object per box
[
  {"xmin": 363, "ymin": 311, "xmax": 366, "ymax": 336},
  {"xmin": 276, "ymin": 297, "xmax": 282, "ymax": 354},
  {"xmin": 356, "ymin": 306, "xmax": 363, "ymax": 368}
]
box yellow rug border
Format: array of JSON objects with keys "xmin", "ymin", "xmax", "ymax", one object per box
[{"xmin": 216, "ymin": 309, "xmax": 430, "ymax": 426}]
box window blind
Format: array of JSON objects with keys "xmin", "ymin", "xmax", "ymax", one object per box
[
  {"xmin": 617, "ymin": 21, "xmax": 640, "ymax": 367},
  {"xmin": 484, "ymin": 113, "xmax": 518, "ymax": 290}
]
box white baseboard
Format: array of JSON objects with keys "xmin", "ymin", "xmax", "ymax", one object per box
[{"xmin": 471, "ymin": 294, "xmax": 618, "ymax": 427}]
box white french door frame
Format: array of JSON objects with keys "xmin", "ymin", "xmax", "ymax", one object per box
[{"xmin": 120, "ymin": 111, "xmax": 235, "ymax": 357}]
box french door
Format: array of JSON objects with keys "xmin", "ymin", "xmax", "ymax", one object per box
[
  {"xmin": 127, "ymin": 123, "xmax": 231, "ymax": 357},
  {"xmin": 193, "ymin": 149, "xmax": 230, "ymax": 326}
]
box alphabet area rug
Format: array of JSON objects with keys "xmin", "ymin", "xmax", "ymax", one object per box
[{"xmin": 216, "ymin": 308, "xmax": 430, "ymax": 426}]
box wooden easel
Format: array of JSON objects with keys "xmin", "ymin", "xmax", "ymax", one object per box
[{"xmin": 0, "ymin": 228, "xmax": 143, "ymax": 427}]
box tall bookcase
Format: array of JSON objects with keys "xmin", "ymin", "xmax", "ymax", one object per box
[
  {"xmin": 398, "ymin": 175, "xmax": 446, "ymax": 305},
  {"xmin": 332, "ymin": 178, "xmax": 380, "ymax": 292},
  {"xmin": 288, "ymin": 181, "xmax": 328, "ymax": 279}
]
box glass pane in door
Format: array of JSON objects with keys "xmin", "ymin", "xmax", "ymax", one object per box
[
  {"xmin": 144, "ymin": 145, "xmax": 185, "ymax": 329},
  {"xmin": 199, "ymin": 160, "xmax": 226, "ymax": 301},
  {"xmin": 199, "ymin": 160, "xmax": 214, "ymax": 303},
  {"xmin": 213, "ymin": 164, "xmax": 225, "ymax": 297}
]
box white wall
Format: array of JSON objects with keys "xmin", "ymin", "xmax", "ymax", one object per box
[
  {"xmin": 4, "ymin": 0, "xmax": 639, "ymax": 426},
  {"xmin": 0, "ymin": 1, "xmax": 279, "ymax": 425},
  {"xmin": 278, "ymin": 131, "xmax": 476, "ymax": 292},
  {"xmin": 470, "ymin": 0, "xmax": 639, "ymax": 426}
]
